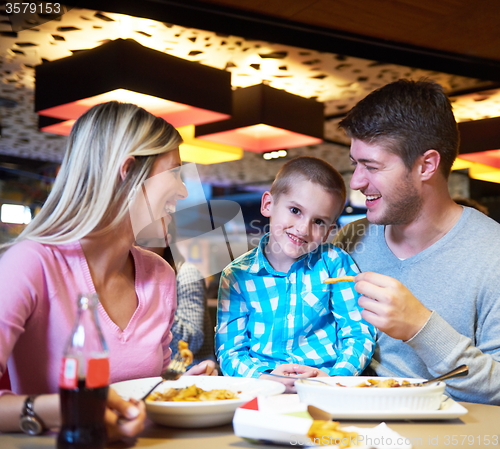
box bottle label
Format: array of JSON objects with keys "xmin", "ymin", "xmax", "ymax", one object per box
[
  {"xmin": 59, "ymin": 357, "xmax": 78, "ymax": 389},
  {"xmin": 86, "ymin": 358, "xmax": 110, "ymax": 388}
]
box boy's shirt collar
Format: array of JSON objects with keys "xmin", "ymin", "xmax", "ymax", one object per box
[{"xmin": 250, "ymin": 233, "xmax": 313, "ymax": 275}]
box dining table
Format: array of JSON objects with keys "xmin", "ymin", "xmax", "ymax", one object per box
[{"xmin": 0, "ymin": 400, "xmax": 498, "ymax": 448}]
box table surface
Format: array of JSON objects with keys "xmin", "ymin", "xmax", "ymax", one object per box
[{"xmin": 1, "ymin": 401, "xmax": 499, "ymax": 449}]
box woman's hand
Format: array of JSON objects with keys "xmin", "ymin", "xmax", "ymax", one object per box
[
  {"xmin": 184, "ymin": 359, "xmax": 218, "ymax": 376},
  {"xmin": 105, "ymin": 388, "xmax": 146, "ymax": 442}
]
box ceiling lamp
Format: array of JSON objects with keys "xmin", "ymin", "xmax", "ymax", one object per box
[
  {"xmin": 38, "ymin": 116, "xmax": 75, "ymax": 136},
  {"xmin": 195, "ymin": 84, "xmax": 324, "ymax": 153},
  {"xmin": 458, "ymin": 149, "xmax": 500, "ymax": 168},
  {"xmin": 454, "ymin": 117, "xmax": 500, "ymax": 183},
  {"xmin": 177, "ymin": 125, "xmax": 243, "ymax": 165},
  {"xmin": 35, "ymin": 38, "xmax": 232, "ymax": 128},
  {"xmin": 453, "ymin": 154, "xmax": 500, "ymax": 183}
]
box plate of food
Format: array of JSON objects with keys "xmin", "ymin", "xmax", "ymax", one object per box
[
  {"xmin": 314, "ymin": 396, "xmax": 468, "ymax": 420},
  {"xmin": 296, "ymin": 376, "xmax": 449, "ymax": 414},
  {"xmin": 111, "ymin": 375, "xmax": 286, "ymax": 428}
]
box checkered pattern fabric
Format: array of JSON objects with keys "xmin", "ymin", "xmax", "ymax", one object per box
[
  {"xmin": 216, "ymin": 234, "xmax": 376, "ymax": 378},
  {"xmin": 171, "ymin": 263, "xmax": 215, "ymax": 367}
]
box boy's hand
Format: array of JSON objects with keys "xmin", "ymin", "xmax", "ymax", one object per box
[
  {"xmin": 274, "ymin": 364, "xmax": 325, "ymax": 377},
  {"xmin": 260, "ymin": 364, "xmax": 329, "ymax": 393}
]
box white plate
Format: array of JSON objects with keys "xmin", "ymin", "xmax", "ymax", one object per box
[
  {"xmin": 296, "ymin": 376, "xmax": 446, "ymax": 412},
  {"xmin": 111, "ymin": 375, "xmax": 285, "ymax": 428},
  {"xmin": 327, "ymin": 396, "xmax": 468, "ymax": 420}
]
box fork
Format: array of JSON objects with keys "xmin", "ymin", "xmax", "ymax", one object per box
[
  {"xmin": 140, "ymin": 352, "xmax": 189, "ymax": 400},
  {"xmin": 399, "ymin": 365, "xmax": 469, "ymax": 387},
  {"xmin": 263, "ymin": 372, "xmax": 331, "ymax": 386}
]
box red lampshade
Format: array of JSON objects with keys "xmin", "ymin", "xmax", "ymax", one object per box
[
  {"xmin": 459, "ymin": 149, "xmax": 500, "ymax": 168},
  {"xmin": 195, "ymin": 84, "xmax": 324, "ymax": 153},
  {"xmin": 454, "ymin": 117, "xmax": 500, "ymax": 183},
  {"xmin": 38, "ymin": 116, "xmax": 75, "ymax": 136}
]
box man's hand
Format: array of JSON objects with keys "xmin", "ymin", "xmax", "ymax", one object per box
[{"xmin": 354, "ymin": 272, "xmax": 432, "ymax": 341}]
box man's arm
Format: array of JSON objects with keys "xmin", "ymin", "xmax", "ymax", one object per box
[
  {"xmin": 356, "ymin": 271, "xmax": 500, "ymax": 404},
  {"xmin": 334, "ymin": 221, "xmax": 500, "ymax": 404},
  {"xmin": 170, "ymin": 265, "xmax": 206, "ymax": 357},
  {"xmin": 407, "ymin": 311, "xmax": 500, "ymax": 404}
]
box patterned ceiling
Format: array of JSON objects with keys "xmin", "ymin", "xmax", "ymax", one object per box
[{"xmin": 0, "ymin": 5, "xmax": 498, "ymax": 185}]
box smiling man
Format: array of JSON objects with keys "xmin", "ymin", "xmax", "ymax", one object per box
[{"xmin": 334, "ymin": 79, "xmax": 500, "ymax": 405}]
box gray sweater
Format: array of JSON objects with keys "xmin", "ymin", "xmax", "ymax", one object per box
[{"xmin": 334, "ymin": 207, "xmax": 500, "ymax": 404}]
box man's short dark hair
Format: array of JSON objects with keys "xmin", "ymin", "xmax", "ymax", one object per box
[{"xmin": 339, "ymin": 79, "xmax": 459, "ymax": 178}]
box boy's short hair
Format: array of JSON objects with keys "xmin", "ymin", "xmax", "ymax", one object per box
[
  {"xmin": 270, "ymin": 156, "xmax": 346, "ymax": 217},
  {"xmin": 339, "ymin": 78, "xmax": 459, "ymax": 178}
]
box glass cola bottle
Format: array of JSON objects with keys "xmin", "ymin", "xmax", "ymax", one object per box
[{"xmin": 57, "ymin": 293, "xmax": 110, "ymax": 449}]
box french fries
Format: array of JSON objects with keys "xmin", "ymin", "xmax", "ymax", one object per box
[
  {"xmin": 307, "ymin": 420, "xmax": 360, "ymax": 447},
  {"xmin": 178, "ymin": 340, "xmax": 193, "ymax": 366},
  {"xmin": 323, "ymin": 276, "xmax": 355, "ymax": 284}
]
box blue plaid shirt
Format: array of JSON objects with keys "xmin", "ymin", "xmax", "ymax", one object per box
[{"xmin": 216, "ymin": 234, "xmax": 376, "ymax": 378}]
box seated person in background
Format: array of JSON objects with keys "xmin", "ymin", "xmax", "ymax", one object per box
[
  {"xmin": 216, "ymin": 156, "xmax": 376, "ymax": 392},
  {"xmin": 155, "ymin": 244, "xmax": 216, "ymax": 368},
  {"xmin": 334, "ymin": 79, "xmax": 500, "ymax": 404},
  {"xmin": 453, "ymin": 196, "xmax": 489, "ymax": 215},
  {"xmin": 0, "ymin": 101, "xmax": 216, "ymax": 438}
]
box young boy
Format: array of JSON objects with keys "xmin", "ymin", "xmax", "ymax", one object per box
[{"xmin": 215, "ymin": 156, "xmax": 376, "ymax": 390}]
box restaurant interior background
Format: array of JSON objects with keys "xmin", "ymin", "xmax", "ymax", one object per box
[{"xmin": 1, "ymin": 0, "xmax": 500, "ymax": 278}]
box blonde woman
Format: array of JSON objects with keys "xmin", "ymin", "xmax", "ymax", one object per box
[{"xmin": 0, "ymin": 102, "xmax": 216, "ymax": 438}]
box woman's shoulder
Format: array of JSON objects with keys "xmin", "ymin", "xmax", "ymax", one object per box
[
  {"xmin": 1, "ymin": 239, "xmax": 62, "ymax": 261},
  {"xmin": 0, "ymin": 240, "xmax": 81, "ymax": 284}
]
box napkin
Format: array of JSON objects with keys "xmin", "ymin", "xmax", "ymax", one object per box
[
  {"xmin": 342, "ymin": 423, "xmax": 412, "ymax": 449},
  {"xmin": 233, "ymin": 395, "xmax": 412, "ymax": 448}
]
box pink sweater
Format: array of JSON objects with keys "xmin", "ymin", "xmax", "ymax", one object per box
[{"xmin": 0, "ymin": 240, "xmax": 176, "ymax": 396}]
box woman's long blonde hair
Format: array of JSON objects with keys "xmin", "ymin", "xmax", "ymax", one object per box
[{"xmin": 7, "ymin": 101, "xmax": 182, "ymax": 247}]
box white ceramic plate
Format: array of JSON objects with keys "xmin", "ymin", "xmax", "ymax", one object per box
[
  {"xmin": 326, "ymin": 396, "xmax": 468, "ymax": 420},
  {"xmin": 296, "ymin": 376, "xmax": 446, "ymax": 413},
  {"xmin": 111, "ymin": 375, "xmax": 285, "ymax": 428}
]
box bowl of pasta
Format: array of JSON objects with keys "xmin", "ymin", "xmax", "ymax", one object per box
[
  {"xmin": 295, "ymin": 376, "xmax": 446, "ymax": 413},
  {"xmin": 111, "ymin": 375, "xmax": 286, "ymax": 428}
]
